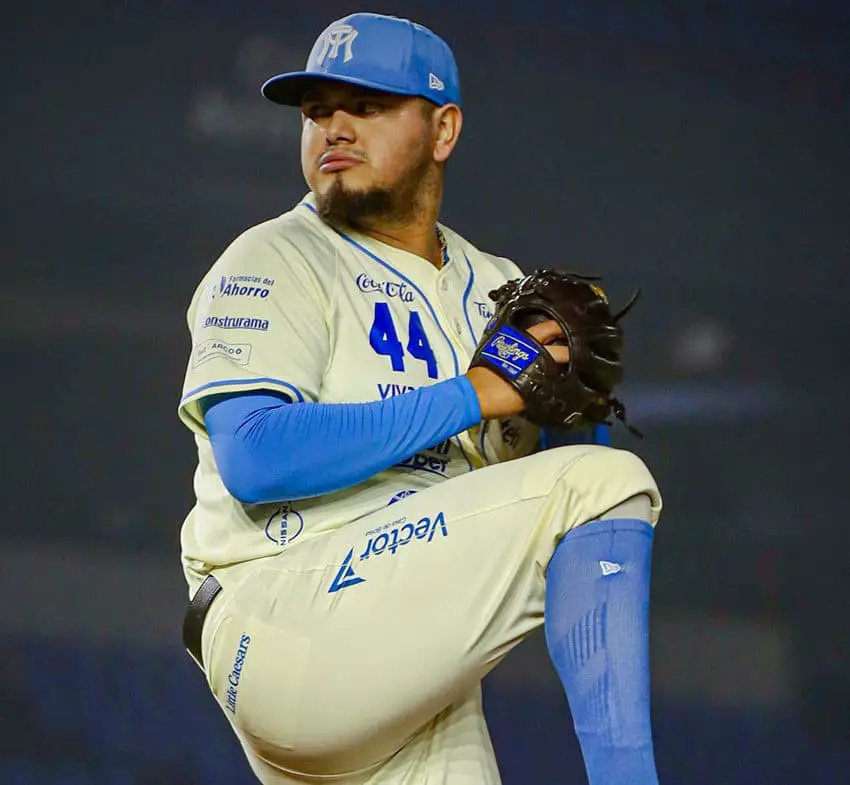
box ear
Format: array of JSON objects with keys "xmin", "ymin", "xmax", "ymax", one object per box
[{"xmin": 432, "ymin": 104, "xmax": 463, "ymax": 163}]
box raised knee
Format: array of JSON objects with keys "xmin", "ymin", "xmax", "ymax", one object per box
[{"xmin": 559, "ymin": 448, "xmax": 661, "ymax": 529}]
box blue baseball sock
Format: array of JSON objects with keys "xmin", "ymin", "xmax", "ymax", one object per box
[{"xmin": 544, "ymin": 517, "xmax": 659, "ymax": 785}]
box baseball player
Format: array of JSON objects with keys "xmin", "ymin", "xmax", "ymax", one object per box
[{"xmin": 177, "ymin": 12, "xmax": 662, "ymax": 785}]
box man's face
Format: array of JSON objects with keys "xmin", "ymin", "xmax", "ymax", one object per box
[{"xmin": 300, "ymin": 82, "xmax": 436, "ymax": 228}]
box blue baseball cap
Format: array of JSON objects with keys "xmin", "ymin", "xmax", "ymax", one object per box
[{"xmin": 261, "ymin": 13, "xmax": 461, "ymax": 108}]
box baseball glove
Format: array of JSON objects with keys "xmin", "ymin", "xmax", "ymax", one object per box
[{"xmin": 469, "ymin": 269, "xmax": 640, "ymax": 433}]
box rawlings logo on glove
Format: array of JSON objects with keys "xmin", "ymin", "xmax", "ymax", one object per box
[{"xmin": 469, "ymin": 269, "xmax": 640, "ymax": 433}]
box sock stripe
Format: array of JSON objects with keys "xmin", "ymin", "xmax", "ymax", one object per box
[{"xmin": 565, "ymin": 602, "xmax": 609, "ymax": 671}]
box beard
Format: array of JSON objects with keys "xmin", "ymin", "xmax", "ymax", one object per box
[
  {"xmin": 315, "ymin": 180, "xmax": 398, "ymax": 228},
  {"xmin": 314, "ymin": 147, "xmax": 435, "ymax": 231}
]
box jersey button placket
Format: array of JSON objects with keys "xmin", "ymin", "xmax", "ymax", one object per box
[
  {"xmin": 430, "ymin": 281, "xmax": 469, "ymax": 363},
  {"xmin": 440, "ymin": 278, "xmax": 462, "ymax": 336}
]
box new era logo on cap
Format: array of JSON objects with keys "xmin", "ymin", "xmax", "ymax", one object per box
[{"xmin": 261, "ymin": 13, "xmax": 461, "ymax": 108}]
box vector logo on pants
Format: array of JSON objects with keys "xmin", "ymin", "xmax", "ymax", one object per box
[{"xmin": 327, "ymin": 512, "xmax": 448, "ymax": 593}]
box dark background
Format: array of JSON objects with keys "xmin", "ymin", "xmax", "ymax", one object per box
[{"xmin": 2, "ymin": 1, "xmax": 848, "ymax": 783}]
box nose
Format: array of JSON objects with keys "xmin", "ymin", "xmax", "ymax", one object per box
[{"xmin": 324, "ymin": 108, "xmax": 356, "ymax": 145}]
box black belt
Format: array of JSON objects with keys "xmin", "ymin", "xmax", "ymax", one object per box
[{"xmin": 182, "ymin": 574, "xmax": 222, "ymax": 669}]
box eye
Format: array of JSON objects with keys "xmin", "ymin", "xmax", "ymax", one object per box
[
  {"xmin": 302, "ymin": 103, "xmax": 331, "ymax": 121},
  {"xmin": 354, "ymin": 100, "xmax": 383, "ymax": 116}
]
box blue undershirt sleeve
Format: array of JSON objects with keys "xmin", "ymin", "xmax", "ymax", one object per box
[{"xmin": 200, "ymin": 377, "xmax": 482, "ymax": 504}]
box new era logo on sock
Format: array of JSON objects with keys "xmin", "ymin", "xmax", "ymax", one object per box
[{"xmin": 599, "ymin": 560, "xmax": 622, "ymax": 576}]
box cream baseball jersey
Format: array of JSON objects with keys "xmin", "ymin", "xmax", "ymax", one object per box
[{"xmin": 178, "ymin": 193, "xmax": 540, "ymax": 589}]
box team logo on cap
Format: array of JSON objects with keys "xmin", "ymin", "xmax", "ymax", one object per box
[{"xmin": 317, "ymin": 24, "xmax": 359, "ymax": 65}]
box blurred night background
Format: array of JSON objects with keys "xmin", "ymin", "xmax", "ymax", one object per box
[{"xmin": 2, "ymin": 1, "xmax": 849, "ymax": 783}]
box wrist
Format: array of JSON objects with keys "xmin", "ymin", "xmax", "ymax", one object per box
[
  {"xmin": 464, "ymin": 366, "xmax": 523, "ymax": 420},
  {"xmin": 464, "ymin": 368, "xmax": 490, "ymax": 418}
]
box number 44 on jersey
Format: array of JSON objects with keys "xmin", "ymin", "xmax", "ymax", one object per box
[{"xmin": 369, "ymin": 302, "xmax": 438, "ymax": 379}]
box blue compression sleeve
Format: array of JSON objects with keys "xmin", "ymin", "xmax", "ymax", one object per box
[{"xmin": 201, "ymin": 377, "xmax": 482, "ymax": 504}]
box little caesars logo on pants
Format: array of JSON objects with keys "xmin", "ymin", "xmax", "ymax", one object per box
[
  {"xmin": 225, "ymin": 633, "xmax": 252, "ymax": 714},
  {"xmin": 192, "ymin": 339, "xmax": 252, "ymax": 368}
]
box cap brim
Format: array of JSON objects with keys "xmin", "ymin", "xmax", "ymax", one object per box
[{"xmin": 261, "ymin": 71, "xmax": 424, "ymax": 106}]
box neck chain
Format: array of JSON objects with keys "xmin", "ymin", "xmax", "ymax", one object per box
[{"xmin": 436, "ymin": 226, "xmax": 449, "ymax": 267}]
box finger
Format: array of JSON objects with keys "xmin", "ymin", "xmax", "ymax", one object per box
[
  {"xmin": 546, "ymin": 345, "xmax": 571, "ymax": 364},
  {"xmin": 525, "ymin": 319, "xmax": 564, "ymax": 344}
]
